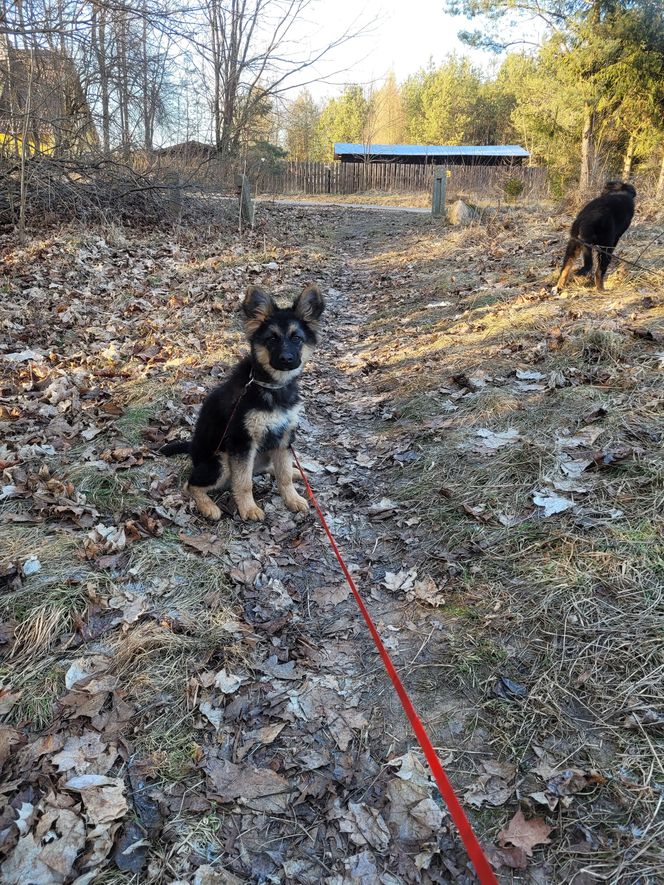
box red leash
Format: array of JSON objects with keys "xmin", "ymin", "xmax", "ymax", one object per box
[{"xmin": 291, "ymin": 446, "xmax": 498, "ymax": 885}]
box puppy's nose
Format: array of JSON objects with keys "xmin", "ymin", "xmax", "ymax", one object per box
[{"xmin": 281, "ymin": 353, "xmax": 297, "ymax": 367}]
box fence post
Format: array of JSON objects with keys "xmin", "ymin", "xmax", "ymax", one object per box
[
  {"xmin": 236, "ymin": 173, "xmax": 254, "ymax": 231},
  {"xmin": 163, "ymin": 171, "xmax": 183, "ymax": 222},
  {"xmin": 432, "ymin": 166, "xmax": 447, "ymax": 217}
]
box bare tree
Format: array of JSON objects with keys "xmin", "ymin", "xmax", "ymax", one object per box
[{"xmin": 201, "ymin": 0, "xmax": 370, "ymax": 161}]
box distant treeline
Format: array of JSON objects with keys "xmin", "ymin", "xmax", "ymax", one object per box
[{"xmin": 285, "ymin": 1, "xmax": 664, "ymax": 196}]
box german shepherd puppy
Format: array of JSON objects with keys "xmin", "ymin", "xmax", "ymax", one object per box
[
  {"xmin": 554, "ymin": 180, "xmax": 636, "ymax": 293},
  {"xmin": 161, "ymin": 284, "xmax": 324, "ymax": 521}
]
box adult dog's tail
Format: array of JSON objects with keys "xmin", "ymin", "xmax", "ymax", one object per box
[{"xmin": 160, "ymin": 440, "xmax": 191, "ymax": 456}]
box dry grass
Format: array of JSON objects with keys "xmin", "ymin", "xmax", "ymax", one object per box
[{"xmin": 365, "ymin": 209, "xmax": 664, "ymax": 883}]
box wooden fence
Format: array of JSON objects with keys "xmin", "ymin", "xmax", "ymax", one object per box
[{"xmin": 254, "ymin": 161, "xmax": 549, "ymax": 200}]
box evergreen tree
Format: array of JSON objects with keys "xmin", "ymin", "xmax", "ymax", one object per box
[
  {"xmin": 317, "ymin": 85, "xmax": 371, "ymax": 159},
  {"xmin": 285, "ymin": 90, "xmax": 324, "ymax": 161},
  {"xmin": 370, "ymin": 71, "xmax": 404, "ymax": 143}
]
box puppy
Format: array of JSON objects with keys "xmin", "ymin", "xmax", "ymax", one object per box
[
  {"xmin": 554, "ymin": 180, "xmax": 636, "ymax": 293},
  {"xmin": 161, "ymin": 284, "xmax": 324, "ymax": 521}
]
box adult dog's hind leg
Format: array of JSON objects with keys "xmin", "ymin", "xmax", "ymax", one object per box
[
  {"xmin": 594, "ymin": 246, "xmax": 614, "ymax": 291},
  {"xmin": 271, "ymin": 447, "xmax": 308, "ymax": 513},
  {"xmin": 575, "ymin": 245, "xmax": 593, "ymax": 277},
  {"xmin": 230, "ymin": 452, "xmax": 264, "ymax": 521},
  {"xmin": 553, "ymin": 240, "xmax": 580, "ymax": 293}
]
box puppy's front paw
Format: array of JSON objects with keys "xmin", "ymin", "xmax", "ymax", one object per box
[
  {"xmin": 284, "ymin": 492, "xmax": 309, "ymax": 513},
  {"xmin": 190, "ymin": 488, "xmax": 222, "ymax": 521},
  {"xmin": 239, "ymin": 502, "xmax": 265, "ymax": 521},
  {"xmin": 203, "ymin": 502, "xmax": 222, "ymax": 521}
]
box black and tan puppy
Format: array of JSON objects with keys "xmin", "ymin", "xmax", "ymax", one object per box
[
  {"xmin": 161, "ymin": 284, "xmax": 324, "ymax": 521},
  {"xmin": 554, "ymin": 180, "xmax": 636, "ymax": 293}
]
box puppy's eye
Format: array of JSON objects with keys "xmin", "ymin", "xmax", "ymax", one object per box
[{"xmin": 290, "ymin": 332, "xmax": 304, "ymax": 343}]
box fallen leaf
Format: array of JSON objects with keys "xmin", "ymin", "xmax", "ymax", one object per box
[
  {"xmin": 516, "ymin": 368, "xmax": 545, "ymax": 381},
  {"xmin": 473, "ymin": 428, "xmax": 520, "ymax": 452},
  {"xmin": 464, "ymin": 759, "xmax": 516, "ymax": 808},
  {"xmin": 214, "ymin": 669, "xmax": 244, "ymax": 694},
  {"xmin": 237, "ymin": 722, "xmax": 286, "ymax": 759},
  {"xmin": 486, "ymin": 844, "xmax": 528, "ymax": 870},
  {"xmin": 205, "ymin": 758, "xmax": 291, "ymax": 813},
  {"xmin": 368, "ymin": 498, "xmax": 399, "ymax": 518},
  {"xmin": 327, "ymin": 708, "xmax": 368, "ymax": 751},
  {"xmin": 532, "ymin": 490, "xmax": 575, "ymax": 517},
  {"xmin": 498, "ymin": 809, "xmax": 553, "ymax": 856},
  {"xmin": 339, "ymin": 802, "xmax": 390, "ymax": 851},
  {"xmin": 386, "ymin": 752, "xmax": 439, "ymax": 841},
  {"xmin": 0, "ymin": 688, "xmax": 22, "ymax": 715},
  {"xmin": 3, "ymin": 350, "xmax": 45, "ymax": 363},
  {"xmin": 52, "ymin": 731, "xmax": 117, "ymax": 775},
  {"xmin": 0, "ymin": 725, "xmax": 21, "ymax": 766},
  {"xmin": 493, "ymin": 676, "xmax": 527, "ymax": 701},
  {"xmin": 178, "ymin": 532, "xmax": 225, "ymax": 555},
  {"xmin": 312, "ymin": 583, "xmax": 351, "ymax": 606},
  {"xmin": 63, "ymin": 774, "xmax": 128, "ymax": 825},
  {"xmin": 382, "ymin": 568, "xmax": 417, "ymax": 593},
  {"xmin": 199, "ymin": 700, "xmax": 224, "ymax": 730},
  {"xmin": 406, "ymin": 576, "xmax": 446, "ymax": 607},
  {"xmin": 409, "ymin": 797, "xmax": 444, "ymax": 830},
  {"xmin": 113, "ymin": 821, "xmax": 149, "ymax": 874},
  {"xmin": 1, "ymin": 807, "xmax": 85, "ymax": 885},
  {"xmin": 64, "ymin": 655, "xmax": 111, "ymax": 690}
]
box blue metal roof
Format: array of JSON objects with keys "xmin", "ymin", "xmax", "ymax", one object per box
[{"xmin": 334, "ymin": 143, "xmax": 529, "ymax": 157}]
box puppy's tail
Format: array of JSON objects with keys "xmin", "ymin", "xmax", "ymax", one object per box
[{"xmin": 160, "ymin": 440, "xmax": 191, "ymax": 457}]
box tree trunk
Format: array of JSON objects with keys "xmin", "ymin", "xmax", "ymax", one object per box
[
  {"xmin": 208, "ymin": 0, "xmax": 223, "ymax": 151},
  {"xmin": 579, "ymin": 102, "xmax": 595, "ymax": 197},
  {"xmin": 656, "ymin": 151, "xmax": 664, "ymax": 202},
  {"xmin": 117, "ymin": 13, "xmax": 131, "ymax": 161},
  {"xmin": 92, "ymin": 4, "xmax": 111, "ymax": 156},
  {"xmin": 18, "ymin": 49, "xmax": 35, "ymax": 242},
  {"xmin": 622, "ymin": 134, "xmax": 635, "ymax": 179},
  {"xmin": 141, "ymin": 11, "xmax": 153, "ymax": 151}
]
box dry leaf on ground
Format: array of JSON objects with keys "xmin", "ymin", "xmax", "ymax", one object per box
[
  {"xmin": 498, "ymin": 809, "xmax": 553, "ymax": 856},
  {"xmin": 63, "ymin": 775, "xmax": 128, "ymax": 825}
]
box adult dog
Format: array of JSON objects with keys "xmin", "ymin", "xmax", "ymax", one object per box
[
  {"xmin": 161, "ymin": 284, "xmax": 324, "ymax": 521},
  {"xmin": 554, "ymin": 181, "xmax": 636, "ymax": 293}
]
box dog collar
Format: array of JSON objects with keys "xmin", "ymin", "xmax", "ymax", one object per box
[{"xmin": 249, "ymin": 372, "xmax": 292, "ymax": 390}]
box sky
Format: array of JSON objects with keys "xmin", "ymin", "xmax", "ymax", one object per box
[{"xmin": 288, "ymin": 0, "xmax": 504, "ymax": 100}]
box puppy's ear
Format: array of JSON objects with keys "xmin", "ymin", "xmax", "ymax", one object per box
[
  {"xmin": 243, "ymin": 286, "xmax": 276, "ymax": 334},
  {"xmin": 292, "ymin": 284, "xmax": 325, "ymax": 331}
]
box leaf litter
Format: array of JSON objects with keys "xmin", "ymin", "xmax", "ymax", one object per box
[{"xmin": 1, "ymin": 203, "xmax": 663, "ymax": 883}]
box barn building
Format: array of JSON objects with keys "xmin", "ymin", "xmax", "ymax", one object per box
[{"xmin": 334, "ymin": 143, "xmax": 529, "ymax": 166}]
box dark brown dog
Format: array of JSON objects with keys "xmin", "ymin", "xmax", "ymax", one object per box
[{"xmin": 554, "ymin": 181, "xmax": 636, "ymax": 293}]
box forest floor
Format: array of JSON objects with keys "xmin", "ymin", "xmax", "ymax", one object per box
[{"xmin": 1, "ymin": 199, "xmax": 663, "ymax": 885}]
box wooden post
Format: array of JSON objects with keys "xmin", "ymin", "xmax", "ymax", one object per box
[
  {"xmin": 236, "ymin": 173, "xmax": 254, "ymax": 232},
  {"xmin": 163, "ymin": 171, "xmax": 183, "ymax": 222},
  {"xmin": 432, "ymin": 166, "xmax": 447, "ymax": 217}
]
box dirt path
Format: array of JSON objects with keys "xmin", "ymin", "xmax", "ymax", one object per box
[
  {"xmin": 218, "ymin": 208, "xmax": 489, "ymax": 882},
  {"xmin": 257, "ymin": 197, "xmax": 429, "ymax": 214},
  {"xmin": 1, "ymin": 203, "xmax": 663, "ymax": 884}
]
